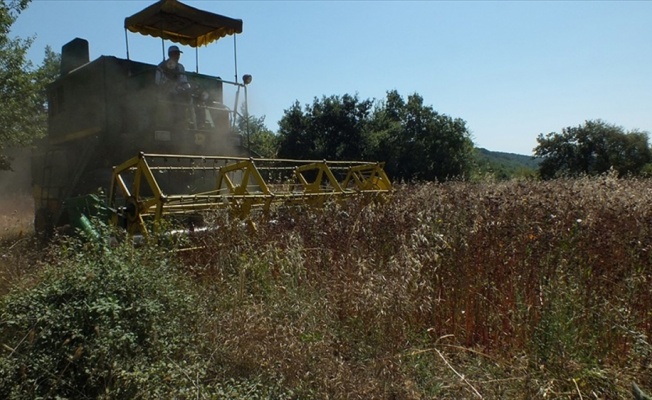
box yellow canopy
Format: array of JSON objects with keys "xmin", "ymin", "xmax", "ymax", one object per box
[{"xmin": 124, "ymin": 0, "xmax": 243, "ymax": 47}]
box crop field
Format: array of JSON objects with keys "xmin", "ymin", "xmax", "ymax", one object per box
[{"xmin": 1, "ymin": 176, "xmax": 651, "ymax": 398}]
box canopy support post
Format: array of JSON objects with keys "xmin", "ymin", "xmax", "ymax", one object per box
[
  {"xmin": 195, "ymin": 47, "xmax": 199, "ymax": 73},
  {"xmin": 233, "ymin": 86, "xmax": 240, "ymax": 129},
  {"xmin": 124, "ymin": 28, "xmax": 130, "ymax": 60},
  {"xmin": 161, "ymin": 39, "xmax": 165, "ymax": 61},
  {"xmin": 233, "ymin": 35, "xmax": 238, "ymax": 83},
  {"xmin": 244, "ymin": 84, "xmax": 250, "ymax": 149}
]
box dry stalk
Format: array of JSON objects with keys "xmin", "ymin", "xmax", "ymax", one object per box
[
  {"xmin": 407, "ymin": 335, "xmax": 484, "ymax": 400},
  {"xmin": 433, "ymin": 347, "xmax": 483, "ymax": 399},
  {"xmin": 572, "ymin": 378, "xmax": 584, "ymax": 400}
]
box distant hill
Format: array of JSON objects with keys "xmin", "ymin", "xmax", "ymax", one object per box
[{"xmin": 473, "ymin": 148, "xmax": 540, "ymax": 179}]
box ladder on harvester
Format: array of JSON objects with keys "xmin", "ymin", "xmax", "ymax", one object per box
[{"xmin": 108, "ymin": 153, "xmax": 392, "ymax": 237}]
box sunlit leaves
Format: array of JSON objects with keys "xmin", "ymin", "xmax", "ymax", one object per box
[
  {"xmin": 0, "ymin": 0, "xmax": 60, "ymax": 170},
  {"xmin": 277, "ymin": 90, "xmax": 475, "ymax": 181},
  {"xmin": 235, "ymin": 113, "xmax": 279, "ymax": 158},
  {"xmin": 534, "ymin": 119, "xmax": 652, "ymax": 179}
]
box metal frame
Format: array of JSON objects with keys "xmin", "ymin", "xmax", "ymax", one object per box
[{"xmin": 109, "ymin": 152, "xmax": 392, "ymax": 237}]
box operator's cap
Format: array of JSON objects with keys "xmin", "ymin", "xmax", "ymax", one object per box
[{"xmin": 168, "ymin": 45, "xmax": 182, "ymax": 54}]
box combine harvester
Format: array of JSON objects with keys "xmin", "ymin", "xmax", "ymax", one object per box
[{"xmin": 31, "ymin": 0, "xmax": 391, "ymax": 240}]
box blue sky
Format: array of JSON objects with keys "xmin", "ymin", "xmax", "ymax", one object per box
[{"xmin": 11, "ymin": 0, "xmax": 652, "ymax": 155}]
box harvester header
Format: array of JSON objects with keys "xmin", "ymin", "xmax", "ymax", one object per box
[{"xmin": 110, "ymin": 153, "xmax": 391, "ymax": 237}]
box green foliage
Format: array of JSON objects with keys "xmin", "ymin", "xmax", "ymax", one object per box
[
  {"xmin": 0, "ymin": 229, "xmax": 297, "ymax": 399},
  {"xmin": 0, "ymin": 239, "xmax": 203, "ymax": 399},
  {"xmin": 236, "ymin": 113, "xmax": 279, "ymax": 158},
  {"xmin": 277, "ymin": 90, "xmax": 475, "ymax": 181},
  {"xmin": 375, "ymin": 90, "xmax": 475, "ymax": 181},
  {"xmin": 278, "ymin": 93, "xmax": 374, "ymax": 161},
  {"xmin": 33, "ymin": 45, "xmax": 59, "ymax": 96},
  {"xmin": 0, "ymin": 0, "xmax": 60, "ymax": 170},
  {"xmin": 534, "ymin": 119, "xmax": 652, "ymax": 179}
]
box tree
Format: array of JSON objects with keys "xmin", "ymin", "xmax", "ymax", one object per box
[
  {"xmin": 236, "ymin": 113, "xmax": 278, "ymax": 158},
  {"xmin": 277, "ymin": 101, "xmax": 313, "ymax": 159},
  {"xmin": 0, "ymin": 0, "xmax": 59, "ymax": 170},
  {"xmin": 534, "ymin": 120, "xmax": 652, "ymax": 179},
  {"xmin": 371, "ymin": 90, "xmax": 474, "ymax": 181},
  {"xmin": 277, "ymin": 90, "xmax": 475, "ymax": 182},
  {"xmin": 277, "ymin": 94, "xmax": 374, "ymax": 161}
]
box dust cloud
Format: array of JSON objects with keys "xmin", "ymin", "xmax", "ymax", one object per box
[
  {"xmin": 0, "ymin": 147, "xmax": 32, "ymax": 196},
  {"xmin": 0, "ymin": 148, "xmax": 34, "ymax": 235}
]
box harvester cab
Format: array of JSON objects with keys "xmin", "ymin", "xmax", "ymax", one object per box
[{"xmin": 31, "ymin": 0, "xmax": 392, "ymax": 240}]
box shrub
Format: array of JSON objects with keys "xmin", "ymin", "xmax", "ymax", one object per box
[{"xmin": 0, "ymin": 239, "xmax": 203, "ymax": 399}]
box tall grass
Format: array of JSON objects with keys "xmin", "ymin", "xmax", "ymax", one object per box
[
  {"xmin": 176, "ymin": 174, "xmax": 652, "ymax": 398},
  {"xmin": 2, "ymin": 175, "xmax": 652, "ymax": 398}
]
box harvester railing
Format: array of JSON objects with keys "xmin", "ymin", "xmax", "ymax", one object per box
[{"xmin": 109, "ymin": 152, "xmax": 392, "ymax": 237}]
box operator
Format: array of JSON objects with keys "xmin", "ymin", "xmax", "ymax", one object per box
[
  {"xmin": 155, "ymin": 45, "xmax": 191, "ymax": 94},
  {"xmin": 155, "ymin": 45, "xmax": 192, "ymax": 131}
]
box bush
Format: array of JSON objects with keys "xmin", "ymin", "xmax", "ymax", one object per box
[{"xmin": 0, "ymin": 239, "xmax": 203, "ymax": 399}]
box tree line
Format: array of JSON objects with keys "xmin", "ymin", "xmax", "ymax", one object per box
[
  {"xmin": 241, "ymin": 99, "xmax": 652, "ymax": 181},
  {"xmin": 238, "ymin": 91, "xmax": 478, "ymax": 181},
  {"xmin": 274, "ymin": 91, "xmax": 475, "ymax": 182},
  {"xmin": 3, "ymin": 0, "xmax": 652, "ymax": 181}
]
